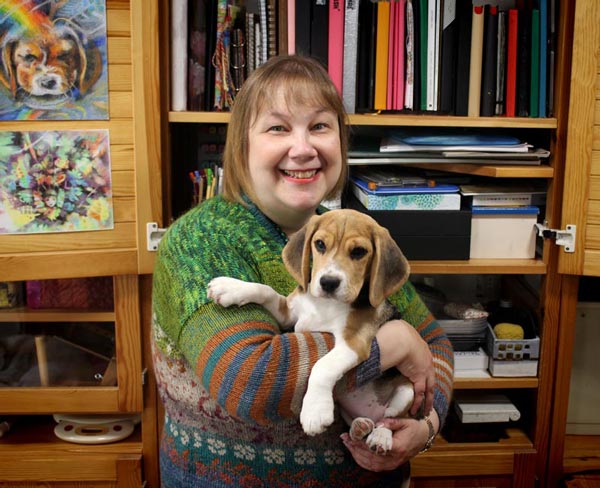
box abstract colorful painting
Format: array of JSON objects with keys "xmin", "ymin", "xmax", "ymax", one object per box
[
  {"xmin": 0, "ymin": 0, "xmax": 108, "ymax": 120},
  {"xmin": 0, "ymin": 130, "xmax": 114, "ymax": 234}
]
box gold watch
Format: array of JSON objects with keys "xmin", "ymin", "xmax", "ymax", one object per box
[{"xmin": 419, "ymin": 415, "xmax": 436, "ymax": 453}]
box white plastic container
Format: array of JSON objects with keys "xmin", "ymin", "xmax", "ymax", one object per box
[{"xmin": 469, "ymin": 206, "xmax": 539, "ymax": 259}]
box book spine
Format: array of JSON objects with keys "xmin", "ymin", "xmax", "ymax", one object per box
[
  {"xmin": 288, "ymin": 0, "xmax": 295, "ymax": 54},
  {"xmin": 387, "ymin": 0, "xmax": 396, "ymax": 110},
  {"xmin": 426, "ymin": 0, "xmax": 438, "ymax": 111},
  {"xmin": 405, "ymin": 0, "xmax": 415, "ymax": 110},
  {"xmin": 530, "ymin": 8, "xmax": 540, "ymax": 117},
  {"xmin": 538, "ymin": 0, "xmax": 548, "ymax": 117},
  {"xmin": 342, "ymin": 0, "xmax": 360, "ymax": 113},
  {"xmin": 418, "ymin": 0, "xmax": 428, "ymax": 110},
  {"xmin": 495, "ymin": 10, "xmax": 507, "ymax": 115},
  {"xmin": 440, "ymin": 0, "xmax": 458, "ymax": 114},
  {"xmin": 328, "ymin": 0, "xmax": 345, "ymax": 95},
  {"xmin": 295, "ymin": 0, "xmax": 310, "ymax": 55},
  {"xmin": 467, "ymin": 5, "xmax": 485, "ymax": 117},
  {"xmin": 505, "ymin": 9, "xmax": 518, "ymax": 117},
  {"xmin": 480, "ymin": 5, "xmax": 498, "ymax": 117},
  {"xmin": 395, "ymin": 0, "xmax": 406, "ymax": 110},
  {"xmin": 374, "ymin": 1, "xmax": 390, "ymax": 110},
  {"xmin": 170, "ymin": 0, "xmax": 188, "ymax": 111}
]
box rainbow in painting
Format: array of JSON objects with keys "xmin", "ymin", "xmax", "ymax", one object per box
[{"xmin": 0, "ymin": 0, "xmax": 109, "ymax": 120}]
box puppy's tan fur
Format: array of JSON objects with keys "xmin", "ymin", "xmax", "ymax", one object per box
[{"xmin": 208, "ymin": 209, "xmax": 414, "ymax": 451}]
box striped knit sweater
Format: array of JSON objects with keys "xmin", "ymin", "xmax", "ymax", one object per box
[{"xmin": 152, "ymin": 196, "xmax": 454, "ymax": 487}]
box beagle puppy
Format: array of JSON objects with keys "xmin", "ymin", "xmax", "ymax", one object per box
[
  {"xmin": 208, "ymin": 209, "xmax": 415, "ymax": 453},
  {"xmin": 0, "ymin": 21, "xmax": 102, "ymax": 108}
]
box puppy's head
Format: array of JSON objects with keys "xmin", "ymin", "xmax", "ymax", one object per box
[
  {"xmin": 283, "ymin": 209, "xmax": 410, "ymax": 307},
  {"xmin": 0, "ymin": 21, "xmax": 101, "ymax": 105}
]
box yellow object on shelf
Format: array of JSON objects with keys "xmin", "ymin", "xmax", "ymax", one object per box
[{"xmin": 494, "ymin": 323, "xmax": 525, "ymax": 340}]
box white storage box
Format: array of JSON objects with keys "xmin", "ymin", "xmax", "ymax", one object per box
[{"xmin": 469, "ymin": 206, "xmax": 539, "ymax": 259}]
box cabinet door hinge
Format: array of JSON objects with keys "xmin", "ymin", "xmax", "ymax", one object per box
[
  {"xmin": 142, "ymin": 368, "xmax": 147, "ymax": 386},
  {"xmin": 146, "ymin": 222, "xmax": 166, "ymax": 251},
  {"xmin": 535, "ymin": 222, "xmax": 576, "ymax": 253}
]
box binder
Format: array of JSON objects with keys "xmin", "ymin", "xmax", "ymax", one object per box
[
  {"xmin": 287, "ymin": 0, "xmax": 295, "ymax": 53},
  {"xmin": 480, "ymin": 5, "xmax": 498, "ymax": 117},
  {"xmin": 516, "ymin": 7, "xmax": 531, "ymax": 117},
  {"xmin": 342, "ymin": 0, "xmax": 360, "ymax": 113},
  {"xmin": 467, "ymin": 5, "xmax": 485, "ymax": 117},
  {"xmin": 412, "ymin": 0, "xmax": 421, "ymax": 110},
  {"xmin": 374, "ymin": 1, "xmax": 390, "ymax": 110},
  {"xmin": 418, "ymin": 0, "xmax": 428, "ymax": 110},
  {"xmin": 405, "ymin": 0, "xmax": 415, "ymax": 110},
  {"xmin": 454, "ymin": 0, "xmax": 473, "ymax": 116},
  {"xmin": 529, "ymin": 8, "xmax": 540, "ymax": 117},
  {"xmin": 495, "ymin": 10, "xmax": 507, "ymax": 115},
  {"xmin": 505, "ymin": 9, "xmax": 518, "ymax": 117},
  {"xmin": 328, "ymin": 0, "xmax": 345, "ymax": 95},
  {"xmin": 311, "ymin": 0, "xmax": 329, "ymax": 68},
  {"xmin": 295, "ymin": 0, "xmax": 311, "ymax": 55},
  {"xmin": 426, "ymin": 0, "xmax": 441, "ymax": 111},
  {"xmin": 538, "ymin": 0, "xmax": 548, "ymax": 117},
  {"xmin": 356, "ymin": 0, "xmax": 377, "ymax": 111},
  {"xmin": 440, "ymin": 0, "xmax": 458, "ymax": 114}
]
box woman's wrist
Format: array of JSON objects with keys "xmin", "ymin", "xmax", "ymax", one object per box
[{"xmin": 419, "ymin": 409, "xmax": 440, "ymax": 453}]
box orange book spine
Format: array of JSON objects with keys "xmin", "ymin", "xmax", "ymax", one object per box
[{"xmin": 374, "ymin": 1, "xmax": 391, "ymax": 110}]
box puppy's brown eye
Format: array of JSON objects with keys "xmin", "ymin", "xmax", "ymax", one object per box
[
  {"xmin": 350, "ymin": 247, "xmax": 367, "ymax": 260},
  {"xmin": 23, "ymin": 54, "xmax": 37, "ymax": 63},
  {"xmin": 314, "ymin": 239, "xmax": 326, "ymax": 253}
]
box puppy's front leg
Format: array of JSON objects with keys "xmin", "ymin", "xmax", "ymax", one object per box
[
  {"xmin": 207, "ymin": 277, "xmax": 295, "ymax": 327},
  {"xmin": 300, "ymin": 342, "xmax": 359, "ymax": 435}
]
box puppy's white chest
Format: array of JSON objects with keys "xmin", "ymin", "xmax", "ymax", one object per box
[{"xmin": 290, "ymin": 293, "xmax": 350, "ymax": 334}]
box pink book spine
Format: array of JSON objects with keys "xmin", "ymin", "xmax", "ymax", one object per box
[
  {"xmin": 387, "ymin": 1, "xmax": 396, "ymax": 109},
  {"xmin": 287, "ymin": 0, "xmax": 295, "ymax": 54},
  {"xmin": 328, "ymin": 0, "xmax": 345, "ymax": 94},
  {"xmin": 395, "ymin": 0, "xmax": 406, "ymax": 109}
]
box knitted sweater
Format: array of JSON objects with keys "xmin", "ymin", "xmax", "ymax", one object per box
[{"xmin": 152, "ymin": 196, "xmax": 454, "ymax": 487}]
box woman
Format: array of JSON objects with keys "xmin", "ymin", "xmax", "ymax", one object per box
[{"xmin": 152, "ymin": 55, "xmax": 454, "ymax": 487}]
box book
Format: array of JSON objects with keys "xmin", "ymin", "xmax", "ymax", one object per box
[
  {"xmin": 468, "ymin": 5, "xmax": 485, "ymax": 117},
  {"xmin": 426, "ymin": 0, "xmax": 441, "ymax": 111},
  {"xmin": 311, "ymin": 0, "xmax": 329, "ymax": 68},
  {"xmin": 495, "ymin": 10, "xmax": 507, "ymax": 115},
  {"xmin": 328, "ymin": 0, "xmax": 345, "ymax": 95},
  {"xmin": 440, "ymin": 0, "xmax": 458, "ymax": 114},
  {"xmin": 374, "ymin": 1, "xmax": 391, "ymax": 110},
  {"xmin": 547, "ymin": 0, "xmax": 556, "ymax": 116},
  {"xmin": 411, "ymin": 0, "xmax": 421, "ymax": 110},
  {"xmin": 530, "ymin": 8, "xmax": 540, "ymax": 118},
  {"xmin": 356, "ymin": 0, "xmax": 377, "ymax": 111},
  {"xmin": 516, "ymin": 6, "xmax": 531, "ymax": 117},
  {"xmin": 170, "ymin": 0, "xmax": 188, "ymax": 111},
  {"xmin": 342, "ymin": 0, "xmax": 360, "ymax": 113},
  {"xmin": 267, "ymin": 0, "xmax": 278, "ymax": 57},
  {"xmin": 505, "ymin": 9, "xmax": 518, "ymax": 117},
  {"xmin": 454, "ymin": 392, "xmax": 521, "ymax": 423},
  {"xmin": 538, "ymin": 0, "xmax": 548, "ymax": 117},
  {"xmin": 392, "ymin": 0, "xmax": 406, "ymax": 110},
  {"xmin": 405, "ymin": 0, "xmax": 415, "ymax": 110},
  {"xmin": 188, "ymin": 0, "xmax": 207, "ymax": 111},
  {"xmin": 480, "ymin": 5, "xmax": 499, "ymax": 117},
  {"xmin": 287, "ymin": 0, "xmax": 295, "ymax": 53},
  {"xmin": 295, "ymin": 0, "xmax": 311, "ymax": 55},
  {"xmin": 454, "ymin": 0, "xmax": 473, "ymax": 116},
  {"xmin": 418, "ymin": 0, "xmax": 428, "ymax": 110},
  {"xmin": 204, "ymin": 0, "xmax": 218, "ymax": 110}
]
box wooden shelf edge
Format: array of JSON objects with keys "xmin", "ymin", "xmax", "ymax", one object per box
[
  {"xmin": 454, "ymin": 377, "xmax": 538, "ymax": 389},
  {"xmin": 407, "ymin": 162, "xmax": 554, "ymax": 178},
  {"xmin": 410, "ymin": 259, "xmax": 547, "ymax": 274},
  {"xmin": 0, "ymin": 307, "xmax": 116, "ymax": 323},
  {"xmin": 169, "ymin": 111, "xmax": 558, "ymax": 129}
]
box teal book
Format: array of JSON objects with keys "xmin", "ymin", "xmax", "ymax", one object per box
[{"xmin": 530, "ymin": 8, "xmax": 540, "ymax": 117}]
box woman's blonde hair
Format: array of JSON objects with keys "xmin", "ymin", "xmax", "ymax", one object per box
[{"xmin": 222, "ymin": 55, "xmax": 349, "ymax": 205}]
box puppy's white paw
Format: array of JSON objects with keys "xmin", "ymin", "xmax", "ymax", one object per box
[
  {"xmin": 366, "ymin": 426, "xmax": 393, "ymax": 455},
  {"xmin": 300, "ymin": 395, "xmax": 335, "ymax": 436},
  {"xmin": 207, "ymin": 277, "xmax": 252, "ymax": 307}
]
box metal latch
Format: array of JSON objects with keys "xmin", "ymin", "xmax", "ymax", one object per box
[
  {"xmin": 535, "ymin": 223, "xmax": 576, "ymax": 253},
  {"xmin": 146, "ymin": 222, "xmax": 166, "ymax": 251}
]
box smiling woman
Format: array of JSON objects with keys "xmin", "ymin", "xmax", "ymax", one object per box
[{"xmin": 151, "ymin": 54, "xmax": 454, "ymax": 488}]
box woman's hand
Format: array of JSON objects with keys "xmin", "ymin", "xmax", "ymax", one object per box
[
  {"xmin": 340, "ymin": 411, "xmax": 439, "ymax": 472},
  {"xmin": 376, "ymin": 320, "xmax": 435, "ymax": 416}
]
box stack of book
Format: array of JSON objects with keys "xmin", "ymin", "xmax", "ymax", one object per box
[{"xmin": 297, "ymin": 0, "xmax": 555, "ymax": 117}]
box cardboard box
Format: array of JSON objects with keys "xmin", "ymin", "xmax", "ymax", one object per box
[
  {"xmin": 469, "ymin": 206, "xmax": 539, "ymax": 259},
  {"xmin": 345, "ymin": 194, "xmax": 472, "ymax": 260}
]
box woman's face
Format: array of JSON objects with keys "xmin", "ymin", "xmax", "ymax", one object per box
[{"xmin": 247, "ymin": 90, "xmax": 342, "ymax": 233}]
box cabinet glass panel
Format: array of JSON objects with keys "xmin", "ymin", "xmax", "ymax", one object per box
[{"xmin": 0, "ymin": 278, "xmax": 117, "ymax": 388}]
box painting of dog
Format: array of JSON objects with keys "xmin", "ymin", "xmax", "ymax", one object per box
[
  {"xmin": 208, "ymin": 209, "xmax": 416, "ymax": 454},
  {"xmin": 0, "ymin": 0, "xmax": 108, "ymax": 120}
]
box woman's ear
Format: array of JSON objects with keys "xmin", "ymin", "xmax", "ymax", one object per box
[
  {"xmin": 369, "ymin": 227, "xmax": 411, "ymax": 307},
  {"xmin": 282, "ymin": 215, "xmax": 320, "ymax": 291}
]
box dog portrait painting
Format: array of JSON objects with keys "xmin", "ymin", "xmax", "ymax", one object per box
[{"xmin": 0, "ymin": 0, "xmax": 108, "ymax": 120}]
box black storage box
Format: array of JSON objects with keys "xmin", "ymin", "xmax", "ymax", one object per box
[{"xmin": 345, "ymin": 194, "xmax": 472, "ymax": 260}]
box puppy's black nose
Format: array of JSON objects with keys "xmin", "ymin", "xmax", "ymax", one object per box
[
  {"xmin": 40, "ymin": 78, "xmax": 56, "ymax": 89},
  {"xmin": 320, "ymin": 276, "xmax": 340, "ymax": 293}
]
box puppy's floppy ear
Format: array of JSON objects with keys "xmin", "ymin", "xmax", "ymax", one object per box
[
  {"xmin": 369, "ymin": 226, "xmax": 410, "ymax": 307},
  {"xmin": 0, "ymin": 37, "xmax": 18, "ymax": 97},
  {"xmin": 282, "ymin": 215, "xmax": 320, "ymax": 290}
]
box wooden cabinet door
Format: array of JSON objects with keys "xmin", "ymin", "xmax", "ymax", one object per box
[
  {"xmin": 559, "ymin": 0, "xmax": 600, "ymax": 277},
  {"xmin": 0, "ymin": 0, "xmax": 162, "ymax": 281}
]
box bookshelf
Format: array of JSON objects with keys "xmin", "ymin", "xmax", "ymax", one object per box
[{"xmin": 152, "ymin": 0, "xmax": 598, "ymax": 486}]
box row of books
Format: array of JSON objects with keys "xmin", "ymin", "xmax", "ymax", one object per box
[
  {"xmin": 293, "ymin": 0, "xmax": 556, "ymax": 117},
  {"xmin": 171, "ymin": 0, "xmax": 280, "ymax": 112}
]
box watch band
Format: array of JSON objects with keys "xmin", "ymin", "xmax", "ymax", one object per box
[{"xmin": 419, "ymin": 415, "xmax": 436, "ymax": 453}]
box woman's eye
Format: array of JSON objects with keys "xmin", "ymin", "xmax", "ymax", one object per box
[
  {"xmin": 312, "ymin": 122, "xmax": 328, "ymax": 130},
  {"xmin": 314, "ymin": 239, "xmax": 326, "ymax": 253},
  {"xmin": 268, "ymin": 125, "xmax": 286, "ymax": 132},
  {"xmin": 350, "ymin": 247, "xmax": 367, "ymax": 260}
]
